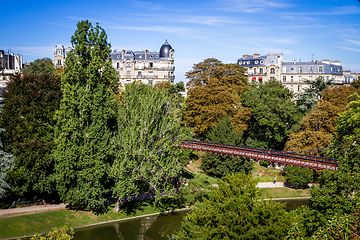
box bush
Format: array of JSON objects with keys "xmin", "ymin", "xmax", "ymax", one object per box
[{"xmin": 285, "ymin": 165, "xmax": 313, "ymax": 188}]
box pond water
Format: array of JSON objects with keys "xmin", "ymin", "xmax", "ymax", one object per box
[{"xmin": 72, "ymin": 198, "xmax": 310, "ymax": 240}]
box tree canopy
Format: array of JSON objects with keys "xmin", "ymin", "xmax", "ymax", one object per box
[
  {"xmin": 284, "ymin": 85, "xmax": 360, "ymax": 154},
  {"xmin": 22, "ymin": 58, "xmax": 56, "ymax": 76},
  {"xmin": 242, "ymin": 80, "xmax": 302, "ymax": 150},
  {"xmin": 183, "ymin": 58, "xmax": 251, "ymax": 138},
  {"xmin": 175, "ymin": 173, "xmax": 292, "ymax": 239},
  {"xmin": 201, "ymin": 116, "xmax": 253, "ymax": 178},
  {"xmin": 111, "ymin": 83, "xmax": 188, "ymax": 212},
  {"xmin": 1, "ymin": 74, "xmax": 61, "ymax": 195},
  {"xmin": 53, "ymin": 20, "xmax": 118, "ymax": 212}
]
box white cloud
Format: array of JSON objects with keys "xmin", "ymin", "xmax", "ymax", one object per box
[
  {"xmin": 219, "ymin": 0, "xmax": 292, "ymax": 13},
  {"xmin": 337, "ymin": 46, "xmax": 360, "ymax": 52}
]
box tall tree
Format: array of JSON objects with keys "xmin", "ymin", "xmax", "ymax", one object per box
[
  {"xmin": 183, "ymin": 58, "xmax": 251, "ymax": 138},
  {"xmin": 297, "ymin": 76, "xmax": 333, "ymax": 112},
  {"xmin": 243, "ymin": 80, "xmax": 302, "ymax": 150},
  {"xmin": 111, "ymin": 83, "xmax": 188, "ymax": 212},
  {"xmin": 0, "ymin": 129, "xmax": 14, "ymax": 198},
  {"xmin": 22, "ymin": 58, "xmax": 56, "ymax": 76},
  {"xmin": 53, "ymin": 20, "xmax": 118, "ymax": 212},
  {"xmin": 174, "ymin": 173, "xmax": 292, "ymax": 239},
  {"xmin": 1, "ymin": 74, "xmax": 61, "ymax": 195},
  {"xmin": 284, "ymin": 85, "xmax": 360, "ymax": 154},
  {"xmin": 201, "ymin": 116, "xmax": 253, "ymax": 178}
]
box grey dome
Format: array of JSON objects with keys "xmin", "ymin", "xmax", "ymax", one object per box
[{"xmin": 159, "ymin": 40, "xmax": 173, "ymax": 58}]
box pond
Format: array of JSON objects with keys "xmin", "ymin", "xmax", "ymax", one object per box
[{"xmin": 72, "ymin": 198, "xmax": 310, "ymax": 240}]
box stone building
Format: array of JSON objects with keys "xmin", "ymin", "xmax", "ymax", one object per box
[
  {"xmin": 0, "ymin": 50, "xmax": 23, "ymax": 87},
  {"xmin": 52, "ymin": 40, "xmax": 175, "ymax": 86},
  {"xmin": 53, "ymin": 44, "xmax": 71, "ymax": 68},
  {"xmin": 237, "ymin": 53, "xmax": 283, "ymax": 84},
  {"xmin": 110, "ymin": 40, "xmax": 175, "ymax": 86},
  {"xmin": 237, "ymin": 53, "xmax": 347, "ymax": 93}
]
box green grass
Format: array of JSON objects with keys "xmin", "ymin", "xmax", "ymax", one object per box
[
  {"xmin": 259, "ymin": 187, "xmax": 311, "ymax": 199},
  {"xmin": 251, "ymin": 164, "xmax": 286, "ymax": 182},
  {"xmin": 0, "ymin": 198, "xmax": 183, "ymax": 239}
]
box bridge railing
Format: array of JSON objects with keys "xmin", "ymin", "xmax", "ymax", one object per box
[{"xmin": 174, "ymin": 139, "xmax": 338, "ymax": 171}]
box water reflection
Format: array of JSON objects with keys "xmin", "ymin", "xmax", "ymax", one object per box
[{"xmin": 73, "ymin": 211, "xmax": 187, "ymax": 240}]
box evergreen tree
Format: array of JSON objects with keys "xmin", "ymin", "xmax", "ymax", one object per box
[
  {"xmin": 53, "ymin": 20, "xmax": 118, "ymax": 212},
  {"xmin": 0, "ymin": 129, "xmax": 14, "ymax": 198},
  {"xmin": 22, "ymin": 58, "xmax": 56, "ymax": 76},
  {"xmin": 111, "ymin": 83, "xmax": 188, "ymax": 212},
  {"xmin": 201, "ymin": 116, "xmax": 253, "ymax": 178},
  {"xmin": 1, "ymin": 74, "xmax": 61, "ymax": 195}
]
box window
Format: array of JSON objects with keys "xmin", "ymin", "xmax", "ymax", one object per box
[
  {"xmin": 291, "ymin": 85, "xmax": 293, "ymax": 90},
  {"xmin": 282, "ymin": 76, "xmax": 286, "ymax": 83},
  {"xmin": 298, "ymin": 76, "xmax": 302, "ymax": 83},
  {"xmin": 310, "ymin": 67, "xmax": 313, "ymax": 73},
  {"xmin": 309, "ymin": 76, "xmax": 313, "ymax": 80},
  {"xmin": 254, "ymin": 68, "xmax": 256, "ymax": 74},
  {"xmin": 298, "ymin": 85, "xmax": 301, "ymax": 92},
  {"xmin": 291, "ymin": 68, "xmax": 294, "ymax": 71},
  {"xmin": 327, "ymin": 76, "xmax": 329, "ymax": 81},
  {"xmin": 58, "ymin": 50, "xmax": 61, "ymax": 55},
  {"xmin": 126, "ymin": 62, "xmax": 131, "ymax": 68},
  {"xmin": 148, "ymin": 80, "xmax": 153, "ymax": 86},
  {"xmin": 117, "ymin": 62, "xmax": 120, "ymax": 69},
  {"xmin": 270, "ymin": 77, "xmax": 275, "ymax": 80},
  {"xmin": 319, "ymin": 66, "xmax": 323, "ymax": 73},
  {"xmin": 259, "ymin": 68, "xmax": 263, "ymax": 74},
  {"xmin": 149, "ymin": 71, "xmax": 154, "ymax": 78},
  {"xmin": 291, "ymin": 76, "xmax": 294, "ymax": 82},
  {"xmin": 138, "ymin": 71, "xmax": 142, "ymax": 77},
  {"xmin": 149, "ymin": 62, "xmax": 153, "ymax": 68},
  {"xmin": 270, "ymin": 68, "xmax": 275, "ymax": 74},
  {"xmin": 57, "ymin": 59, "xmax": 61, "ymax": 65},
  {"xmin": 299, "ymin": 67, "xmax": 302, "ymax": 73},
  {"xmin": 126, "ymin": 71, "xmax": 130, "ymax": 75}
]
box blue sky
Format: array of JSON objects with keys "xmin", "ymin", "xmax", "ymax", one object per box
[{"xmin": 2, "ymin": 0, "xmax": 360, "ymax": 83}]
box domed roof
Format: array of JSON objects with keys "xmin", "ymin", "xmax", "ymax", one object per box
[{"xmin": 159, "ymin": 40, "xmax": 173, "ymax": 58}]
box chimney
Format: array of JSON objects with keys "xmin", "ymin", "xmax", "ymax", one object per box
[
  {"xmin": 293, "ymin": 60, "xmax": 296, "ymax": 64},
  {"xmin": 145, "ymin": 49, "xmax": 148, "ymax": 59},
  {"xmin": 122, "ymin": 49, "xmax": 125, "ymax": 59}
]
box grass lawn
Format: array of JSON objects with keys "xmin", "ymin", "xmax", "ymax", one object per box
[
  {"xmin": 259, "ymin": 187, "xmax": 311, "ymax": 199},
  {"xmin": 0, "ymin": 198, "xmax": 183, "ymax": 239},
  {"xmin": 251, "ymin": 163, "xmax": 286, "ymax": 182}
]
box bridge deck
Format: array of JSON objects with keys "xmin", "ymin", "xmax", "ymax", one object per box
[{"xmin": 177, "ymin": 140, "xmax": 338, "ymax": 171}]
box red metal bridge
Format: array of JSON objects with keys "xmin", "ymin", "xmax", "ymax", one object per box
[{"xmin": 177, "ymin": 140, "xmax": 338, "ymax": 171}]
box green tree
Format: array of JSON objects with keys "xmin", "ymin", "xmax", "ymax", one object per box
[
  {"xmin": 243, "ymin": 80, "xmax": 302, "ymax": 150},
  {"xmin": 53, "ymin": 20, "xmax": 118, "ymax": 212},
  {"xmin": 22, "ymin": 58, "xmax": 56, "ymax": 76},
  {"xmin": 0, "ymin": 130, "xmax": 15, "ymax": 198},
  {"xmin": 111, "ymin": 83, "xmax": 187, "ymax": 212},
  {"xmin": 350, "ymin": 76, "xmax": 360, "ymax": 89},
  {"xmin": 285, "ymin": 85, "xmax": 360, "ymax": 155},
  {"xmin": 297, "ymin": 76, "xmax": 333, "ymax": 112},
  {"xmin": 1, "ymin": 74, "xmax": 61, "ymax": 195},
  {"xmin": 201, "ymin": 116, "xmax": 253, "ymax": 178},
  {"xmin": 284, "ymin": 165, "xmax": 313, "ymax": 188},
  {"xmin": 31, "ymin": 226, "xmax": 74, "ymax": 240},
  {"xmin": 183, "ymin": 58, "xmax": 251, "ymax": 138},
  {"xmin": 175, "ymin": 173, "xmax": 292, "ymax": 239}
]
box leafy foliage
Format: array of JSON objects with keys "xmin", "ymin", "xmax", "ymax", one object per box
[
  {"xmin": 243, "ymin": 80, "xmax": 302, "ymax": 150},
  {"xmin": 284, "ymin": 165, "xmax": 313, "ymax": 188},
  {"xmin": 22, "ymin": 58, "xmax": 56, "ymax": 76},
  {"xmin": 111, "ymin": 83, "xmax": 188, "ymax": 211},
  {"xmin": 30, "ymin": 226, "xmax": 74, "ymax": 240},
  {"xmin": 0, "ymin": 129, "xmax": 14, "ymax": 198},
  {"xmin": 175, "ymin": 173, "xmax": 292, "ymax": 239},
  {"xmin": 351, "ymin": 76, "xmax": 360, "ymax": 89},
  {"xmin": 1, "ymin": 74, "xmax": 61, "ymax": 195},
  {"xmin": 53, "ymin": 20, "xmax": 118, "ymax": 212},
  {"xmin": 284, "ymin": 85, "xmax": 360, "ymax": 155},
  {"xmin": 297, "ymin": 76, "xmax": 333, "ymax": 112},
  {"xmin": 201, "ymin": 116, "xmax": 254, "ymax": 178},
  {"xmin": 183, "ymin": 58, "xmax": 251, "ymax": 138}
]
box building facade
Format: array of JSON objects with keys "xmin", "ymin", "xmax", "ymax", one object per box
[
  {"xmin": 53, "ymin": 44, "xmax": 71, "ymax": 68},
  {"xmin": 237, "ymin": 53, "xmax": 348, "ymax": 93},
  {"xmin": 52, "ymin": 41, "xmax": 175, "ymax": 86},
  {"xmin": 110, "ymin": 40, "xmax": 175, "ymax": 86},
  {"xmin": 0, "ymin": 50, "xmax": 23, "ymax": 87}
]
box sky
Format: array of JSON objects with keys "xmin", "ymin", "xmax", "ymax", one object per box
[{"xmin": 1, "ymin": 0, "xmax": 360, "ymax": 83}]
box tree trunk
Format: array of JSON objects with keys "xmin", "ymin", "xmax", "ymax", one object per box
[{"xmin": 114, "ymin": 198, "xmax": 123, "ymax": 212}]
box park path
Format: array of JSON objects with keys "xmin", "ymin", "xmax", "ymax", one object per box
[{"xmin": 0, "ymin": 182, "xmax": 296, "ymax": 218}]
